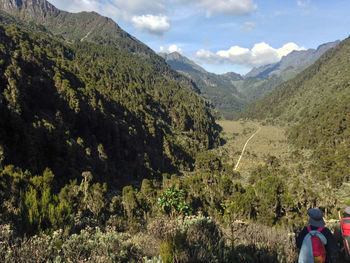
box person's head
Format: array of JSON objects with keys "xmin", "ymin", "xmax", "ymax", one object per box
[
  {"xmin": 344, "ymin": 207, "xmax": 350, "ymax": 218},
  {"xmin": 308, "ymin": 208, "xmax": 325, "ymax": 227}
]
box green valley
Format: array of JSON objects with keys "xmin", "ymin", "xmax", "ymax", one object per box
[{"xmin": 0, "ymin": 0, "xmax": 349, "ymax": 262}]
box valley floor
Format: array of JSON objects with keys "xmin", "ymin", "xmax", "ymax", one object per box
[
  {"xmin": 216, "ymin": 120, "xmax": 293, "ymax": 177},
  {"xmin": 217, "ymin": 120, "xmax": 350, "ymax": 214}
]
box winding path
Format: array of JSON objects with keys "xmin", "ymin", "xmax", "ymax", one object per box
[{"xmin": 234, "ymin": 126, "xmax": 261, "ymax": 171}]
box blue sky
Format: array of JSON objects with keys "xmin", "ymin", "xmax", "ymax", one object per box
[{"xmin": 49, "ymin": 0, "xmax": 350, "ymax": 75}]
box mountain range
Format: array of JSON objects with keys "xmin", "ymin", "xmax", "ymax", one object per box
[
  {"xmin": 245, "ymin": 40, "xmax": 340, "ymax": 79},
  {"xmin": 160, "ymin": 41, "xmax": 339, "ymax": 119}
]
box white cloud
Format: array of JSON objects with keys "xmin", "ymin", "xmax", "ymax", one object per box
[
  {"xmin": 132, "ymin": 15, "xmax": 171, "ymax": 36},
  {"xmin": 110, "ymin": 0, "xmax": 165, "ymax": 14},
  {"xmin": 160, "ymin": 44, "xmax": 184, "ymax": 54},
  {"xmin": 49, "ymin": 0, "xmax": 99, "ymax": 13},
  {"xmin": 296, "ymin": 0, "xmax": 313, "ymax": 15},
  {"xmin": 202, "ymin": 0, "xmax": 257, "ymax": 16},
  {"xmin": 277, "ymin": 42, "xmax": 306, "ymax": 57},
  {"xmin": 194, "ymin": 49, "xmax": 220, "ymax": 63},
  {"xmin": 49, "ymin": 0, "xmax": 257, "ymax": 36},
  {"xmin": 194, "ymin": 42, "xmax": 306, "ymax": 67},
  {"xmin": 297, "ymin": 0, "xmax": 308, "ymax": 8},
  {"xmin": 49, "ymin": 0, "xmax": 171, "ymax": 35},
  {"xmin": 240, "ymin": 21, "xmax": 256, "ymax": 31},
  {"xmin": 173, "ymin": 0, "xmax": 257, "ymax": 16}
]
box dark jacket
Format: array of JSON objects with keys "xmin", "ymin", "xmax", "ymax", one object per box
[{"xmin": 296, "ymin": 225, "xmax": 339, "ymax": 262}]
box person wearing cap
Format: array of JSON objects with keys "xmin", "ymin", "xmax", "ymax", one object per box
[{"xmin": 296, "ymin": 208, "xmax": 339, "ymax": 262}]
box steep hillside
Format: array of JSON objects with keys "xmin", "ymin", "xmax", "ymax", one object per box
[
  {"xmin": 160, "ymin": 51, "xmax": 207, "ymax": 74},
  {"xmin": 0, "ymin": 0, "xmax": 200, "ymax": 95},
  {"xmin": 160, "ymin": 51, "xmax": 247, "ymax": 119},
  {"xmin": 239, "ymin": 36, "xmax": 350, "ymax": 186},
  {"xmin": 0, "ymin": 0, "xmax": 139, "ymax": 49},
  {"xmin": 0, "ymin": 13, "xmax": 220, "ymax": 185}
]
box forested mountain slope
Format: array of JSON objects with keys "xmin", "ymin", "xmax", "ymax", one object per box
[
  {"xmin": 0, "ymin": 0, "xmax": 201, "ymax": 94},
  {"xmin": 160, "ymin": 51, "xmax": 248, "ymax": 119},
  {"xmin": 239, "ymin": 36, "xmax": 350, "ymax": 186},
  {"xmin": 0, "ymin": 13, "xmax": 220, "ymax": 186}
]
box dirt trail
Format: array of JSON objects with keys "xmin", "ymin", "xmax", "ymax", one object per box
[{"xmin": 234, "ymin": 126, "xmax": 261, "ymax": 171}]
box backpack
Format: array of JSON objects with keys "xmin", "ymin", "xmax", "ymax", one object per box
[
  {"xmin": 307, "ymin": 225, "xmax": 326, "ymax": 263},
  {"xmin": 340, "ymin": 217, "xmax": 350, "ymax": 259}
]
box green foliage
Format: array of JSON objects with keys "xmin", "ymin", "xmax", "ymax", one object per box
[
  {"xmin": 0, "ymin": 225, "xmax": 144, "ymax": 263},
  {"xmin": 194, "ymin": 151, "xmax": 222, "ymax": 172},
  {"xmin": 122, "ymin": 185, "xmax": 139, "ymax": 221},
  {"xmin": 0, "ymin": 164, "xmax": 110, "ymax": 235},
  {"xmin": 0, "ymin": 8, "xmax": 346, "ymax": 262},
  {"xmin": 158, "ymin": 187, "xmax": 192, "ymax": 218},
  {"xmin": 148, "ymin": 215, "xmax": 224, "ymax": 263},
  {"xmin": 0, "ymin": 22, "xmax": 220, "ymax": 189},
  {"xmin": 239, "ymin": 35, "xmax": 350, "ymax": 187}
]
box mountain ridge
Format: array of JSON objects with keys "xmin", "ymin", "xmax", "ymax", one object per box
[
  {"xmin": 160, "ymin": 51, "xmax": 246, "ymax": 119},
  {"xmin": 159, "ymin": 41, "xmax": 339, "ymax": 120},
  {"xmin": 245, "ymin": 40, "xmax": 340, "ymax": 79}
]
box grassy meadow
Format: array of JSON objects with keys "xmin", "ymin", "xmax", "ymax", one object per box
[{"xmin": 216, "ymin": 120, "xmax": 293, "ymax": 177}]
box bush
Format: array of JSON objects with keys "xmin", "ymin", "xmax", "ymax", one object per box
[
  {"xmin": 0, "ymin": 225, "xmax": 144, "ymax": 263},
  {"xmin": 223, "ymin": 222, "xmax": 298, "ymax": 263},
  {"xmin": 157, "ymin": 187, "xmax": 192, "ymax": 218},
  {"xmin": 148, "ymin": 215, "xmax": 224, "ymax": 263}
]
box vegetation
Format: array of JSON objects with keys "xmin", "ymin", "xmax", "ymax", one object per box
[
  {"xmin": 1, "ymin": 1, "xmax": 350, "ymax": 262},
  {"xmin": 0, "ymin": 23, "xmax": 220, "ymax": 186},
  {"xmin": 160, "ymin": 52, "xmax": 247, "ymax": 120},
  {"xmin": 239, "ymin": 36, "xmax": 350, "ymax": 187}
]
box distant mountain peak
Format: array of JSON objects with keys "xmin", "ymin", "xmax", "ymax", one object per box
[
  {"xmin": 0, "ymin": 0, "xmax": 144, "ymax": 50},
  {"xmin": 245, "ymin": 40, "xmax": 340, "ymax": 79},
  {"xmin": 160, "ymin": 51, "xmax": 208, "ymax": 74},
  {"xmin": 0, "ymin": 0, "xmax": 59, "ymax": 19}
]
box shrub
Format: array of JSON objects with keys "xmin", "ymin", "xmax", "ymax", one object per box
[
  {"xmin": 61, "ymin": 226, "xmax": 144, "ymax": 262},
  {"xmin": 157, "ymin": 187, "xmax": 192, "ymax": 218},
  {"xmin": 222, "ymin": 222, "xmax": 298, "ymax": 263},
  {"xmin": 148, "ymin": 215, "xmax": 224, "ymax": 263},
  {"xmin": 0, "ymin": 225, "xmax": 144, "ymax": 263}
]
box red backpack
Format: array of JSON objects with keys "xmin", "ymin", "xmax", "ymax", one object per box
[
  {"xmin": 340, "ymin": 217, "xmax": 350, "ymax": 259},
  {"xmin": 307, "ymin": 225, "xmax": 326, "ymax": 263}
]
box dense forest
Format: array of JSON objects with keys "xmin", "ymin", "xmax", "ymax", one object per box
[{"xmin": 0, "ymin": 23, "xmax": 221, "ymax": 185}]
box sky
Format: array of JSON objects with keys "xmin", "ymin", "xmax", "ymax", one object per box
[{"xmin": 48, "ymin": 0, "xmax": 350, "ymax": 75}]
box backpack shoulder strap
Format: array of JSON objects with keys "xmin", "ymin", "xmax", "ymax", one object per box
[
  {"xmin": 307, "ymin": 225, "xmax": 325, "ymax": 232},
  {"xmin": 317, "ymin": 226, "xmax": 325, "ymax": 232},
  {"xmin": 307, "ymin": 225, "xmax": 311, "ymax": 232}
]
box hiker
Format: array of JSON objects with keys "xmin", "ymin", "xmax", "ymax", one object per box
[
  {"xmin": 296, "ymin": 208, "xmax": 339, "ymax": 263},
  {"xmin": 339, "ymin": 207, "xmax": 350, "ymax": 260}
]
